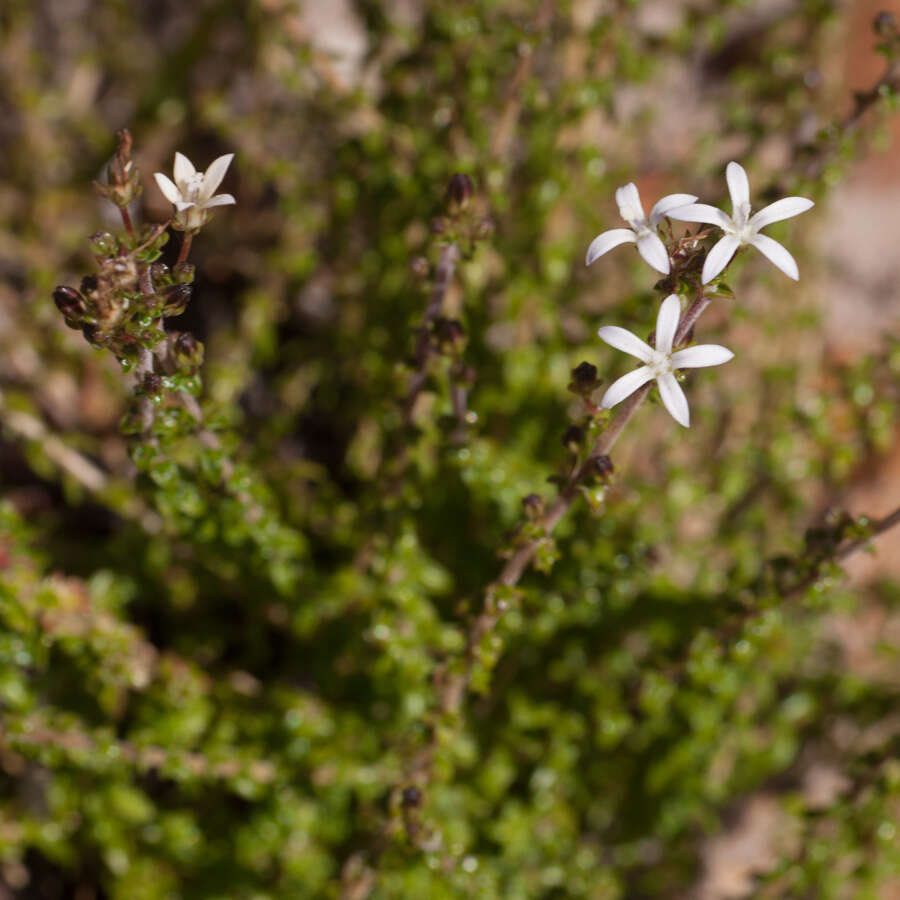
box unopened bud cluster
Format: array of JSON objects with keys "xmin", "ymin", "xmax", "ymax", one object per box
[
  {"xmin": 51, "ymin": 228, "xmax": 189, "ymax": 360},
  {"xmin": 94, "ymin": 129, "xmax": 142, "ymax": 209},
  {"xmin": 431, "ymin": 173, "xmax": 494, "ymax": 252}
]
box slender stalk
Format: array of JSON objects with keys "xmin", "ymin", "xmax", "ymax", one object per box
[
  {"xmin": 176, "ymin": 232, "xmax": 193, "ymax": 269},
  {"xmin": 402, "ymin": 242, "xmax": 461, "ymax": 425},
  {"xmin": 119, "ymin": 205, "xmax": 160, "ymax": 436},
  {"xmin": 788, "ymin": 505, "xmax": 900, "ymax": 595},
  {"xmin": 119, "ymin": 205, "xmax": 135, "ymax": 239},
  {"xmin": 434, "ymin": 291, "xmax": 710, "ymax": 707},
  {"xmin": 489, "ymin": 0, "xmax": 555, "ymax": 160}
]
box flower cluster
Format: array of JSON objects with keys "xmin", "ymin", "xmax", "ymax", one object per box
[{"xmin": 586, "ymin": 162, "xmax": 813, "ymax": 427}]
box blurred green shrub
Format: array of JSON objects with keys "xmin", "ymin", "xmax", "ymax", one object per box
[{"xmin": 2, "ymin": 1, "xmax": 900, "ymax": 898}]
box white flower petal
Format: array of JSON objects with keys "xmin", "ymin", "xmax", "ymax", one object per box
[
  {"xmin": 615, "ymin": 183, "xmax": 644, "ymax": 221},
  {"xmin": 175, "ymin": 200, "xmax": 197, "ymax": 211},
  {"xmin": 666, "ymin": 203, "xmax": 732, "ymax": 229},
  {"xmin": 636, "ymin": 232, "xmax": 670, "ymax": 274},
  {"xmin": 203, "ymin": 193, "xmax": 236, "ymax": 208},
  {"xmin": 654, "ymin": 294, "xmax": 681, "ymax": 354},
  {"xmin": 648, "ymin": 193, "xmax": 698, "ymax": 228},
  {"xmin": 585, "ymin": 228, "xmax": 636, "ymax": 265},
  {"xmin": 726, "ymin": 161, "xmax": 750, "ymax": 211},
  {"xmin": 657, "ymin": 372, "xmax": 690, "ymax": 427},
  {"xmin": 701, "ymin": 234, "xmax": 741, "ymax": 284},
  {"xmin": 154, "ymin": 172, "xmax": 182, "ymax": 205},
  {"xmin": 200, "ymin": 153, "xmax": 234, "ymax": 201},
  {"xmin": 173, "ymin": 152, "xmax": 196, "ymax": 191},
  {"xmin": 671, "ymin": 344, "xmax": 734, "ymax": 369},
  {"xmin": 600, "ymin": 366, "xmax": 655, "ymax": 410},
  {"xmin": 597, "ymin": 326, "xmax": 654, "ymax": 363},
  {"xmin": 749, "ymin": 196, "xmax": 814, "ymax": 231},
  {"xmin": 749, "ymin": 233, "xmax": 799, "ymax": 280}
]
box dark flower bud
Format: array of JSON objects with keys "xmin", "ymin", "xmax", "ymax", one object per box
[
  {"xmin": 80, "ymin": 274, "xmax": 99, "ymax": 297},
  {"xmin": 81, "ymin": 323, "xmax": 104, "ymax": 348},
  {"xmin": 522, "ymin": 493, "xmax": 545, "ymax": 519},
  {"xmin": 445, "ymin": 173, "xmax": 474, "ymax": 214},
  {"xmin": 162, "ymin": 284, "xmax": 192, "ymax": 317},
  {"xmin": 590, "ymin": 455, "xmax": 615, "ymax": 481},
  {"xmin": 433, "ymin": 317, "xmax": 467, "ymax": 355},
  {"xmin": 401, "ymin": 786, "xmax": 422, "ymax": 808},
  {"xmin": 95, "ymin": 129, "xmax": 142, "ymax": 207},
  {"xmin": 111, "ymin": 129, "xmax": 133, "ymax": 186},
  {"xmin": 90, "ymin": 231, "xmax": 118, "ymax": 257},
  {"xmin": 172, "ymin": 332, "xmax": 204, "ymax": 371},
  {"xmin": 53, "ymin": 286, "xmax": 86, "ymax": 323},
  {"xmin": 562, "ymin": 425, "xmax": 584, "ymax": 451},
  {"xmin": 142, "ymin": 372, "xmax": 163, "ymax": 395},
  {"xmin": 568, "ymin": 361, "xmax": 599, "ymax": 397}
]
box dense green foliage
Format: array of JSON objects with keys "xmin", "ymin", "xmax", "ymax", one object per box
[{"xmin": 2, "ymin": 1, "xmax": 900, "ymax": 897}]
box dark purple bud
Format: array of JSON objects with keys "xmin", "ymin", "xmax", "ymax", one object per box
[
  {"xmin": 568, "ymin": 361, "xmax": 599, "ymax": 397},
  {"xmin": 401, "ymin": 786, "xmax": 422, "ymax": 808},
  {"xmin": 562, "ymin": 425, "xmax": 584, "ymax": 451},
  {"xmin": 445, "ymin": 173, "xmax": 474, "ymax": 213},
  {"xmin": 590, "ymin": 455, "xmax": 615, "ymax": 481},
  {"xmin": 433, "ymin": 317, "xmax": 466, "ymax": 354},
  {"xmin": 53, "ymin": 286, "xmax": 86, "ymax": 321},
  {"xmin": 81, "ymin": 323, "xmax": 103, "ymax": 347},
  {"xmin": 522, "ymin": 493, "xmax": 545, "ymax": 519},
  {"xmin": 142, "ymin": 373, "xmax": 162, "ymax": 395},
  {"xmin": 80, "ymin": 275, "xmax": 99, "ymax": 296}
]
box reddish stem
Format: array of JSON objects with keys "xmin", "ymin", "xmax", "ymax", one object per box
[
  {"xmin": 119, "ymin": 206, "xmax": 135, "ymax": 239},
  {"xmin": 176, "ymin": 232, "xmax": 193, "ymax": 269}
]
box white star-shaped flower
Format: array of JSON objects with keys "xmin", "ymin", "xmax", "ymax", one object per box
[
  {"xmin": 585, "ymin": 183, "xmax": 697, "ymax": 275},
  {"xmin": 667, "ymin": 161, "xmax": 813, "ymax": 284},
  {"xmin": 154, "ymin": 152, "xmax": 236, "ymax": 232},
  {"xmin": 597, "ymin": 294, "xmax": 734, "ymax": 428}
]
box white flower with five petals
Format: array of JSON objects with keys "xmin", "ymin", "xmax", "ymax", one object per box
[
  {"xmin": 597, "ymin": 294, "xmax": 734, "ymax": 428},
  {"xmin": 154, "ymin": 152, "xmax": 236, "ymax": 232},
  {"xmin": 585, "ymin": 183, "xmax": 698, "ymax": 275},
  {"xmin": 667, "ymin": 161, "xmax": 813, "ymax": 284}
]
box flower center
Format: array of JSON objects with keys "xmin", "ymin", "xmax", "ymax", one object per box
[
  {"xmin": 647, "ymin": 349, "xmax": 673, "ymax": 378},
  {"xmin": 183, "ymin": 173, "xmax": 205, "ymax": 202},
  {"xmin": 620, "ymin": 205, "xmax": 646, "ymax": 231},
  {"xmin": 733, "ymin": 199, "xmax": 752, "ymax": 231}
]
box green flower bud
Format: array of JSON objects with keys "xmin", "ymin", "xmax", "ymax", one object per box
[
  {"xmin": 172, "ymin": 332, "xmax": 204, "ymax": 371},
  {"xmin": 162, "ymin": 284, "xmax": 192, "ymax": 317}
]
